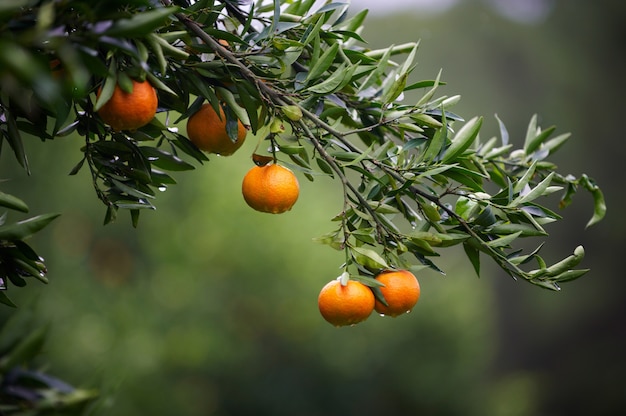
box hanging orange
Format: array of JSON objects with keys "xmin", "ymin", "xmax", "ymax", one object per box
[
  {"xmin": 241, "ymin": 163, "xmax": 299, "ymax": 214},
  {"xmin": 186, "ymin": 103, "xmax": 247, "ymax": 155},
  {"xmin": 318, "ymin": 279, "xmax": 375, "ymax": 327},
  {"xmin": 97, "ymin": 80, "xmax": 157, "ymax": 131},
  {"xmin": 374, "ymin": 269, "xmax": 420, "ymax": 317}
]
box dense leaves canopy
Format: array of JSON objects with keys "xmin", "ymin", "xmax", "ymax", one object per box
[
  {"xmin": 0, "ymin": 0, "xmax": 605, "ymax": 303},
  {"xmin": 0, "ymin": 0, "xmax": 608, "ymax": 412}
]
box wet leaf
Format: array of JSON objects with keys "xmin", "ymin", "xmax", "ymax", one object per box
[
  {"xmin": 140, "ymin": 147, "xmax": 195, "ymax": 171},
  {"xmin": 0, "ymin": 213, "xmax": 60, "ymax": 241}
]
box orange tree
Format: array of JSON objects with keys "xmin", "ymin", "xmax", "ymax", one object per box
[
  {"xmin": 0, "ymin": 0, "xmax": 607, "ymax": 307},
  {"xmin": 0, "ymin": 0, "xmax": 606, "ymax": 409}
]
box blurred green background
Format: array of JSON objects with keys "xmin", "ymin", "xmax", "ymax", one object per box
[{"xmin": 1, "ymin": 0, "xmax": 624, "ymax": 414}]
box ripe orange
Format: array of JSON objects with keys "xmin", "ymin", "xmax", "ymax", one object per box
[
  {"xmin": 186, "ymin": 103, "xmax": 247, "ymax": 155},
  {"xmin": 241, "ymin": 163, "xmax": 299, "ymax": 214},
  {"xmin": 318, "ymin": 279, "xmax": 375, "ymax": 327},
  {"xmin": 97, "ymin": 80, "xmax": 157, "ymax": 131},
  {"xmin": 374, "ymin": 269, "xmax": 420, "ymax": 317}
]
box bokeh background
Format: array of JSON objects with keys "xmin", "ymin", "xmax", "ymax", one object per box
[{"xmin": 1, "ymin": 0, "xmax": 624, "ymax": 414}]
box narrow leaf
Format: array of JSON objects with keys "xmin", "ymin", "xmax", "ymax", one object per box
[
  {"xmin": 525, "ymin": 125, "xmax": 556, "ymax": 155},
  {"xmin": 581, "ymin": 174, "xmax": 606, "ymax": 228},
  {"xmin": 383, "ymin": 72, "xmax": 408, "ymax": 104},
  {"xmin": 512, "ymin": 172, "xmax": 555, "ymax": 206},
  {"xmin": 351, "ymin": 246, "xmax": 389, "ymax": 269},
  {"xmin": 0, "ymin": 213, "xmax": 60, "ymax": 241},
  {"xmin": 463, "ymin": 241, "xmax": 480, "ymax": 277},
  {"xmin": 0, "ymin": 192, "xmax": 29, "ymax": 213},
  {"xmin": 494, "ymin": 113, "xmax": 509, "ymax": 145},
  {"xmin": 104, "ymin": 7, "xmax": 178, "ymax": 38},
  {"xmin": 486, "ymin": 231, "xmax": 522, "ymax": 248},
  {"xmin": 523, "ymin": 114, "xmax": 538, "ymax": 152},
  {"xmin": 306, "ymin": 42, "xmax": 339, "ymax": 81},
  {"xmin": 441, "ymin": 116, "xmax": 483, "ymax": 163},
  {"xmin": 513, "ymin": 160, "xmax": 538, "ymax": 194}
]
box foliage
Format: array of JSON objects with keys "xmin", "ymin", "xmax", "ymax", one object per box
[
  {"xmin": 0, "ymin": 0, "xmax": 605, "ymax": 308},
  {"xmin": 0, "ymin": 191, "xmax": 57, "ymax": 308},
  {"xmin": 0, "ymin": 310, "xmax": 98, "ymax": 414}
]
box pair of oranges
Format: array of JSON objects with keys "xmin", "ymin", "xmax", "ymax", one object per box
[
  {"xmin": 318, "ymin": 269, "xmax": 421, "ymax": 327},
  {"xmin": 186, "ymin": 102, "xmax": 300, "ymax": 214},
  {"xmin": 97, "ymin": 80, "xmax": 300, "ymax": 215}
]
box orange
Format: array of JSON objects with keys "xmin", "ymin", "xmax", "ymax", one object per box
[
  {"xmin": 97, "ymin": 80, "xmax": 157, "ymax": 131},
  {"xmin": 374, "ymin": 269, "xmax": 420, "ymax": 317},
  {"xmin": 241, "ymin": 163, "xmax": 299, "ymax": 214},
  {"xmin": 318, "ymin": 279, "xmax": 375, "ymax": 327},
  {"xmin": 186, "ymin": 103, "xmax": 247, "ymax": 155}
]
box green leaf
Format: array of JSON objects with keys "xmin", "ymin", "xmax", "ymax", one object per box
[
  {"xmin": 3, "ymin": 109, "xmax": 30, "ymax": 174},
  {"xmin": 510, "ymin": 172, "xmax": 555, "ymax": 206},
  {"xmin": 543, "ymin": 132, "xmax": 571, "ymax": 155},
  {"xmin": 544, "ymin": 245, "xmax": 585, "ymax": 276},
  {"xmin": 358, "ymin": 45, "xmax": 393, "ymax": 93},
  {"xmin": 111, "ymin": 179, "xmax": 155, "ymax": 200},
  {"xmin": 0, "ymin": 292, "xmax": 17, "ymax": 308},
  {"xmin": 494, "ymin": 113, "xmax": 509, "ymax": 145},
  {"xmin": 306, "ymin": 42, "xmax": 339, "ymax": 81},
  {"xmin": 68, "ymin": 157, "xmax": 86, "ymax": 176},
  {"xmin": 525, "ymin": 125, "xmax": 556, "ymax": 155},
  {"xmin": 513, "ymin": 160, "xmax": 538, "ymax": 194},
  {"xmin": 530, "ymin": 279, "xmax": 560, "ymax": 291},
  {"xmin": 307, "ymin": 62, "xmax": 357, "ymax": 94},
  {"xmin": 523, "ymin": 114, "xmax": 538, "ymax": 152},
  {"xmin": 416, "ymin": 69, "xmax": 442, "ymax": 106},
  {"xmin": 486, "ymin": 231, "xmax": 522, "ymax": 248},
  {"xmin": 581, "ymin": 174, "xmax": 606, "ymax": 228},
  {"xmin": 147, "ymin": 71, "xmax": 178, "ymax": 98},
  {"xmin": 412, "ymin": 113, "xmax": 443, "ymax": 128},
  {"xmin": 0, "ymin": 192, "xmax": 29, "ymax": 213},
  {"xmin": 351, "ymin": 246, "xmax": 389, "ymax": 269},
  {"xmin": 140, "ymin": 147, "xmax": 195, "ymax": 171},
  {"xmin": 441, "ymin": 116, "xmax": 483, "ymax": 163},
  {"xmin": 104, "ymin": 7, "xmax": 179, "ymax": 38},
  {"xmin": 488, "ymin": 222, "xmax": 547, "ymax": 237},
  {"xmin": 301, "ymin": 13, "xmax": 325, "ymax": 46},
  {"xmin": 13, "ymin": 258, "xmax": 47, "ymax": 283},
  {"xmin": 93, "ymin": 71, "xmax": 117, "ymax": 112},
  {"xmin": 463, "ymin": 241, "xmax": 480, "ymax": 277},
  {"xmin": 0, "ymin": 213, "xmax": 60, "ymax": 241},
  {"xmin": 552, "ymin": 268, "xmax": 589, "ymax": 283},
  {"xmin": 216, "ymin": 87, "xmax": 250, "ymax": 127},
  {"xmin": 316, "ymin": 157, "xmax": 334, "ymax": 177},
  {"xmin": 421, "ymin": 125, "xmax": 446, "ymax": 163},
  {"xmin": 113, "ymin": 200, "xmax": 155, "ymax": 210},
  {"xmin": 383, "ymin": 72, "xmax": 408, "ymax": 104}
]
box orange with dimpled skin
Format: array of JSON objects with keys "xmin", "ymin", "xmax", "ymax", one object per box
[
  {"xmin": 241, "ymin": 163, "xmax": 299, "ymax": 214},
  {"xmin": 318, "ymin": 279, "xmax": 375, "ymax": 327},
  {"xmin": 97, "ymin": 80, "xmax": 157, "ymax": 131},
  {"xmin": 374, "ymin": 269, "xmax": 420, "ymax": 317}
]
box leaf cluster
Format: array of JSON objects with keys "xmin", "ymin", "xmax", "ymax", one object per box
[
  {"xmin": 0, "ymin": 0, "xmax": 606, "ymax": 294},
  {"xmin": 0, "ymin": 311, "xmax": 98, "ymax": 414},
  {"xmin": 0, "ymin": 191, "xmax": 57, "ymax": 307}
]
